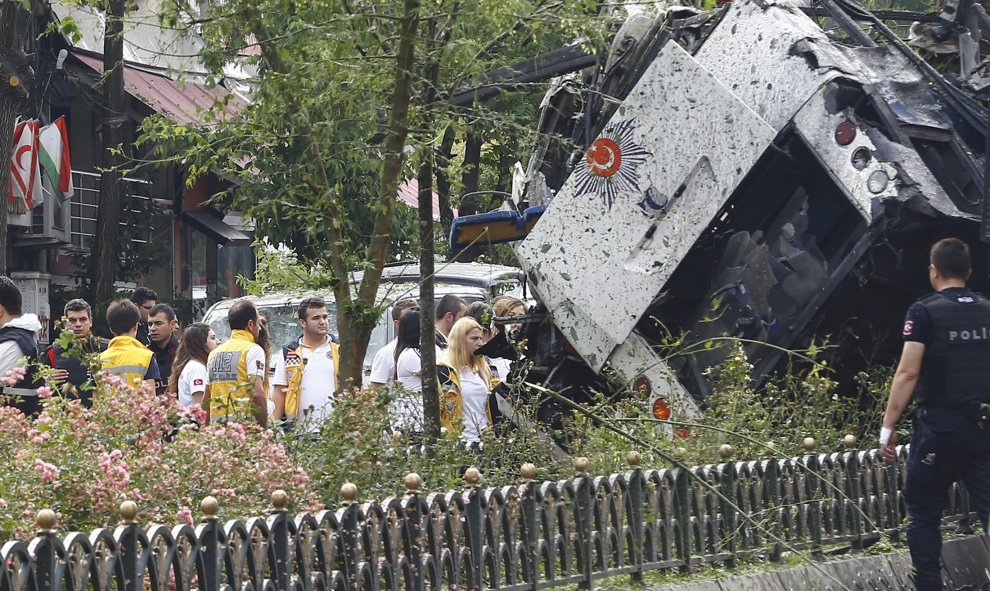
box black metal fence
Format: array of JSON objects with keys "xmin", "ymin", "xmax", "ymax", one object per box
[{"xmin": 0, "ymin": 443, "xmax": 973, "ymax": 591}]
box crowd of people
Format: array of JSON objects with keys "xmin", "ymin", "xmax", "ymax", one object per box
[
  {"xmin": 4, "ymin": 237, "xmax": 990, "ymax": 590},
  {"xmin": 0, "ymin": 278, "xmax": 528, "ymax": 443},
  {"xmin": 196, "ymin": 292, "xmax": 528, "ymax": 441},
  {"xmin": 0, "ymin": 283, "xmax": 186, "ymax": 415}
]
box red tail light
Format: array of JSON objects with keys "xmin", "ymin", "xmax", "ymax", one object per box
[
  {"xmin": 652, "ymin": 398, "xmax": 671, "ymax": 421},
  {"xmin": 835, "ymin": 121, "xmax": 857, "ymax": 145},
  {"xmin": 633, "ymin": 376, "xmax": 651, "ymax": 397}
]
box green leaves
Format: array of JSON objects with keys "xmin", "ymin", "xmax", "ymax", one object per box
[
  {"xmin": 56, "ymin": 15, "xmax": 82, "ymax": 44},
  {"xmin": 141, "ymin": 0, "xmax": 606, "ymax": 267}
]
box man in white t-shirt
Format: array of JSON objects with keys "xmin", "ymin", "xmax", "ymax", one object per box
[
  {"xmin": 272, "ymin": 297, "xmax": 340, "ymax": 433},
  {"xmin": 368, "ymin": 299, "xmax": 419, "ymax": 389}
]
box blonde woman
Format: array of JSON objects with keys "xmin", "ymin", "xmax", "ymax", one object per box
[
  {"xmin": 438, "ymin": 317, "xmax": 493, "ymax": 443},
  {"xmin": 493, "ymin": 295, "xmax": 526, "ymax": 318},
  {"xmin": 493, "ymin": 296, "xmax": 526, "ymax": 333},
  {"xmin": 491, "ymin": 296, "xmax": 528, "ymax": 378}
]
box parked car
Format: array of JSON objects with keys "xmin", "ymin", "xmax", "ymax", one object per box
[{"xmin": 200, "ymin": 262, "xmax": 524, "ymax": 383}]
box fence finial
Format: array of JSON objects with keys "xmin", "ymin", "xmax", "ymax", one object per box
[
  {"xmin": 575, "ymin": 457, "xmax": 590, "ymax": 474},
  {"xmin": 521, "ymin": 463, "xmax": 537, "ymax": 482},
  {"xmin": 843, "ymin": 434, "xmax": 858, "ymax": 449},
  {"xmin": 803, "ymin": 437, "xmax": 817, "ymax": 452},
  {"xmin": 627, "ymin": 451, "xmax": 641, "ymax": 467},
  {"xmin": 120, "ymin": 500, "xmax": 138, "ymax": 523},
  {"xmin": 404, "ymin": 473, "xmax": 422, "ymax": 494},
  {"xmin": 35, "ymin": 509, "xmax": 56, "ymax": 533},
  {"xmin": 464, "ymin": 467, "xmax": 482, "ymax": 487},
  {"xmin": 765, "ymin": 441, "xmax": 777, "ymax": 456},
  {"xmin": 341, "ymin": 482, "xmax": 358, "ymax": 505},
  {"xmin": 271, "ymin": 489, "xmax": 289, "ymax": 510},
  {"xmin": 201, "ymin": 496, "xmax": 219, "ymax": 521},
  {"xmin": 718, "ymin": 444, "xmax": 734, "ymax": 460},
  {"xmin": 673, "ymin": 447, "xmax": 688, "ymax": 462}
]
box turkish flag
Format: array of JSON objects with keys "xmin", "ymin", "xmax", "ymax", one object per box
[{"xmin": 9, "ymin": 120, "xmax": 43, "ymax": 213}]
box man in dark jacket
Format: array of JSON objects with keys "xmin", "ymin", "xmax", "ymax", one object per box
[
  {"xmin": 47, "ymin": 298, "xmax": 107, "ymax": 406},
  {"xmin": 147, "ymin": 303, "xmax": 179, "ymax": 393},
  {"xmin": 131, "ymin": 287, "xmax": 158, "ymax": 346},
  {"xmin": 0, "ymin": 276, "xmax": 42, "ymax": 414}
]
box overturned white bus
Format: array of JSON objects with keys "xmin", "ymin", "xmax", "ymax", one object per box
[{"xmin": 452, "ymin": 0, "xmax": 990, "ymax": 423}]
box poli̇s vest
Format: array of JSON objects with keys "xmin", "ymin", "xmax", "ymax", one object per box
[
  {"xmin": 918, "ymin": 291, "xmax": 990, "ymax": 406},
  {"xmin": 49, "ymin": 336, "xmax": 107, "ymax": 389},
  {"xmin": 436, "ymin": 360, "xmax": 497, "ymax": 435},
  {"xmin": 100, "ymin": 336, "xmax": 155, "ymax": 390},
  {"xmin": 207, "ymin": 329, "xmax": 259, "ymax": 419}
]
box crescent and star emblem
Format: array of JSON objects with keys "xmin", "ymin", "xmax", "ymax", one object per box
[
  {"xmin": 573, "ymin": 119, "xmax": 651, "ymax": 209},
  {"xmin": 586, "ymin": 138, "xmax": 622, "ymax": 177}
]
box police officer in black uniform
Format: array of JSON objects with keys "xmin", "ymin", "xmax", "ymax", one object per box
[
  {"xmin": 131, "ymin": 287, "xmax": 158, "ymax": 346},
  {"xmin": 47, "ymin": 298, "xmax": 107, "ymax": 407},
  {"xmin": 881, "ymin": 238, "xmax": 990, "ymax": 591}
]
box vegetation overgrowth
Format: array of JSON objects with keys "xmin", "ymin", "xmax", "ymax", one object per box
[
  {"xmin": 0, "ymin": 369, "xmax": 320, "ymax": 539},
  {"xmin": 0, "ymin": 338, "xmax": 891, "ymax": 540}
]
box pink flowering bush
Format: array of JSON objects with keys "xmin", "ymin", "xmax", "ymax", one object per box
[{"xmin": 0, "ymin": 371, "xmax": 321, "ymax": 539}]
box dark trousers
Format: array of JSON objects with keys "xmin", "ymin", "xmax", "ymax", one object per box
[{"xmin": 905, "ymin": 408, "xmax": 990, "ymax": 591}]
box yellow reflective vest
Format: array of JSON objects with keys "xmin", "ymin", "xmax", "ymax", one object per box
[
  {"xmin": 281, "ymin": 335, "xmax": 340, "ymax": 416},
  {"xmin": 207, "ymin": 329, "xmax": 262, "ymax": 420},
  {"xmin": 100, "ymin": 336, "xmax": 154, "ymax": 390},
  {"xmin": 436, "ymin": 359, "xmax": 493, "ymax": 435}
]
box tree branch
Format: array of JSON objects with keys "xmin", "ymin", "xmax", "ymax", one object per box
[{"xmin": 357, "ymin": 0, "xmax": 419, "ymax": 308}]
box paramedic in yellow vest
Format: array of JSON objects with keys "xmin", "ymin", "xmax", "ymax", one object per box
[
  {"xmin": 204, "ymin": 300, "xmax": 268, "ymax": 427},
  {"xmin": 272, "ymin": 297, "xmax": 340, "ymax": 433},
  {"xmin": 100, "ymin": 300, "xmax": 161, "ymax": 392},
  {"xmin": 437, "ymin": 317, "xmax": 494, "ymax": 444}
]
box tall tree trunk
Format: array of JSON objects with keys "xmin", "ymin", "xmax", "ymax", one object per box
[
  {"xmin": 254, "ymin": 0, "xmax": 418, "ymax": 388},
  {"xmin": 92, "ymin": 0, "xmax": 128, "ymax": 303},
  {"xmin": 255, "ymin": 38, "xmax": 357, "ymax": 390},
  {"xmin": 418, "ymin": 11, "xmax": 455, "ymax": 444},
  {"xmin": 0, "ymin": 0, "xmax": 34, "ymax": 276},
  {"xmin": 461, "ymin": 129, "xmax": 482, "ymax": 204},
  {"xmin": 343, "ymin": 0, "xmax": 420, "ymax": 386},
  {"xmin": 496, "ymin": 146, "xmax": 513, "ymax": 196},
  {"xmin": 0, "ymin": 86, "xmax": 11, "ymax": 275},
  {"xmin": 418, "ymin": 149, "xmax": 440, "ymax": 443}
]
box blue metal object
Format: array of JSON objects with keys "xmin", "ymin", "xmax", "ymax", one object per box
[{"xmin": 449, "ymin": 205, "xmax": 547, "ymax": 250}]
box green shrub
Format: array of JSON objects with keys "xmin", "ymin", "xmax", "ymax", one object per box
[{"xmin": 0, "ymin": 370, "xmax": 321, "ymax": 539}]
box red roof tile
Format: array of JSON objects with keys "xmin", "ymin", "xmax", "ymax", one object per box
[
  {"xmin": 397, "ymin": 179, "xmax": 457, "ymax": 221},
  {"xmin": 72, "ymin": 51, "xmax": 246, "ymax": 126}
]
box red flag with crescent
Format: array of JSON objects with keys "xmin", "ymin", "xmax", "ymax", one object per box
[{"xmin": 9, "ymin": 120, "xmax": 43, "ymax": 212}]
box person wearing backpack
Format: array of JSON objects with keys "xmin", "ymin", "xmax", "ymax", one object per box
[{"xmin": 272, "ymin": 297, "xmax": 340, "ymax": 433}]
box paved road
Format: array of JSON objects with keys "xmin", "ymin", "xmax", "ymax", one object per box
[{"xmin": 650, "ymin": 536, "xmax": 986, "ymax": 591}]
